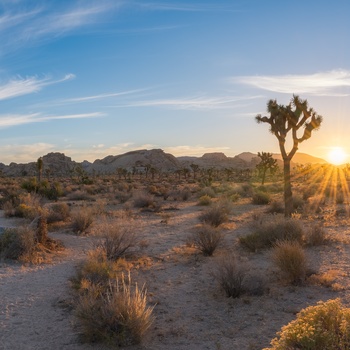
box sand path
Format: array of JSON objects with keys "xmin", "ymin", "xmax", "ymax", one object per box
[{"xmin": 0, "ymin": 229, "xmax": 108, "ymax": 350}]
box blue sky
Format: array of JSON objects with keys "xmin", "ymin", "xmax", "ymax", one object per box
[{"xmin": 1, "ymin": 0, "xmax": 350, "ymax": 164}]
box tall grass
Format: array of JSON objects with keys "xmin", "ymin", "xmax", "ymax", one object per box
[{"xmin": 76, "ymin": 273, "xmax": 154, "ymax": 346}]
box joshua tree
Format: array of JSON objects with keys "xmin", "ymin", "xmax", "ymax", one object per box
[
  {"xmin": 256, "ymin": 152, "xmax": 278, "ymax": 185},
  {"xmin": 37, "ymin": 157, "xmax": 43, "ymax": 183},
  {"xmin": 256, "ymin": 95, "xmax": 322, "ymax": 217},
  {"xmin": 190, "ymin": 163, "xmax": 199, "ymax": 179}
]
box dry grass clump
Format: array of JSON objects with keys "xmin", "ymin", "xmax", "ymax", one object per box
[
  {"xmin": 240, "ymin": 217, "xmax": 304, "ymax": 252},
  {"xmin": 213, "ymin": 255, "xmax": 246, "ymax": 298},
  {"xmin": 267, "ymin": 200, "xmax": 284, "ymax": 214},
  {"xmin": 133, "ymin": 191, "xmax": 157, "ymax": 209},
  {"xmin": 190, "ymin": 224, "xmax": 223, "ymax": 256},
  {"xmin": 272, "ymin": 240, "xmax": 307, "ymax": 285},
  {"xmin": 94, "ymin": 218, "xmax": 139, "ymax": 261},
  {"xmin": 71, "ymin": 206, "xmax": 94, "ymax": 234},
  {"xmin": 46, "ymin": 202, "xmax": 70, "ymax": 224},
  {"xmin": 304, "ymin": 223, "xmax": 327, "ymax": 246},
  {"xmin": 197, "ymin": 194, "xmax": 212, "ymax": 206},
  {"xmin": 198, "ymin": 200, "xmax": 231, "ymax": 227},
  {"xmin": 76, "ymin": 273, "xmax": 154, "ymax": 346},
  {"xmin": 71, "ymin": 248, "xmax": 124, "ymax": 291},
  {"xmin": 252, "ymin": 190, "xmax": 270, "ymax": 205},
  {"xmin": 264, "ymin": 299, "xmax": 350, "ymax": 350}
]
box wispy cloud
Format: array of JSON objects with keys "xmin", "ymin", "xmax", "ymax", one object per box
[
  {"xmin": 133, "ymin": 2, "xmax": 240, "ymax": 13},
  {"xmin": 64, "ymin": 88, "xmax": 148, "ymax": 103},
  {"xmin": 232, "ymin": 69, "xmax": 350, "ymax": 96},
  {"xmin": 0, "ymin": 74, "xmax": 75, "ymax": 100},
  {"xmin": 0, "ymin": 112, "xmax": 103, "ymax": 128},
  {"xmin": 116, "ymin": 94, "xmax": 262, "ymax": 110},
  {"xmin": 0, "ymin": 1, "xmax": 123, "ymax": 53}
]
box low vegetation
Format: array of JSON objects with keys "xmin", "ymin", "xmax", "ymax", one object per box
[
  {"xmin": 75, "ymin": 272, "xmax": 154, "ymax": 347},
  {"xmin": 265, "ymin": 299, "xmax": 350, "ymax": 350},
  {"xmin": 240, "ymin": 217, "xmax": 304, "ymax": 252}
]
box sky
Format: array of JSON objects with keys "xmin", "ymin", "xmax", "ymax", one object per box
[{"xmin": 1, "ymin": 0, "xmax": 350, "ymax": 165}]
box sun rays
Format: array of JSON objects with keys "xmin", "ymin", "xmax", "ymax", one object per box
[{"xmin": 293, "ymin": 163, "xmax": 350, "ymax": 217}]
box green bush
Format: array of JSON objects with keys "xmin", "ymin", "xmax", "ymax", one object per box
[
  {"xmin": 265, "ymin": 299, "xmax": 350, "ymax": 350},
  {"xmin": 240, "ymin": 217, "xmax": 303, "ymax": 252}
]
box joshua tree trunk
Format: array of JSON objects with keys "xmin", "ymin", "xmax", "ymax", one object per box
[{"xmin": 283, "ymin": 158, "xmax": 293, "ymax": 217}]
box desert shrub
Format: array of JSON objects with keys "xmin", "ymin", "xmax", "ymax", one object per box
[
  {"xmin": 71, "ymin": 206, "xmax": 94, "ymax": 234},
  {"xmin": 75, "ymin": 273, "xmax": 154, "ymax": 346},
  {"xmin": 21, "ymin": 177, "xmax": 37, "ymax": 192},
  {"xmin": 0, "ymin": 226, "xmax": 35, "ymax": 261},
  {"xmin": 252, "ymin": 191, "xmax": 271, "ymax": 205},
  {"xmin": 198, "ymin": 201, "xmax": 231, "ymax": 227},
  {"xmin": 336, "ymin": 191, "xmax": 345, "ymax": 204},
  {"xmin": 197, "ymin": 194, "xmax": 212, "ymax": 206},
  {"xmin": 67, "ymin": 190, "xmax": 93, "ymax": 201},
  {"xmin": 190, "ymin": 224, "xmax": 223, "ymax": 256},
  {"xmin": 272, "ymin": 240, "xmax": 307, "ymax": 285},
  {"xmin": 47, "ymin": 202, "xmax": 70, "ymax": 223},
  {"xmin": 302, "ymin": 184, "xmax": 318, "ymax": 200},
  {"xmin": 199, "ymin": 186, "xmax": 216, "ymax": 198},
  {"xmin": 94, "ymin": 219, "xmax": 139, "ymax": 261},
  {"xmin": 13, "ymin": 193, "xmax": 43, "ymax": 220},
  {"xmin": 214, "ymin": 256, "xmax": 246, "ymax": 298},
  {"xmin": 264, "ymin": 299, "xmax": 350, "ymax": 350},
  {"xmin": 180, "ymin": 188, "xmax": 191, "ymax": 201},
  {"xmin": 133, "ymin": 191, "xmax": 156, "ymax": 209},
  {"xmin": 240, "ymin": 217, "xmax": 304, "ymax": 252},
  {"xmin": 292, "ymin": 194, "xmax": 305, "ymax": 211},
  {"xmin": 304, "ymin": 224, "xmax": 327, "ymax": 246},
  {"xmin": 233, "ymin": 183, "xmax": 253, "ymax": 198},
  {"xmin": 39, "ymin": 182, "xmax": 64, "ymax": 200},
  {"xmin": 72, "ymin": 248, "xmax": 122, "ymax": 290},
  {"xmin": 267, "ymin": 200, "xmax": 284, "ymax": 214},
  {"xmin": 115, "ymin": 190, "xmax": 131, "ymax": 204}
]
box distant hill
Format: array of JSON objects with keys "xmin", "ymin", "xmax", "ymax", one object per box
[
  {"xmin": 0, "ymin": 149, "xmax": 328, "ymax": 177},
  {"xmin": 272, "ymin": 152, "xmax": 327, "ymax": 165}
]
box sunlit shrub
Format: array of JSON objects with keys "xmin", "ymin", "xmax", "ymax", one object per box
[{"xmin": 264, "ymin": 299, "xmax": 350, "ymax": 350}]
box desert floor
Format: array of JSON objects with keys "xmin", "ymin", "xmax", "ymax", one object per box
[{"xmin": 1, "ymin": 197, "xmax": 350, "ymax": 350}]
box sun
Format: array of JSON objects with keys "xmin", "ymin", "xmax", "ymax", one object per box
[{"xmin": 327, "ymin": 147, "xmax": 347, "ymax": 165}]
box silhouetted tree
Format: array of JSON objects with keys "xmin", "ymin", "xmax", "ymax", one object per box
[
  {"xmin": 256, "ymin": 152, "xmax": 278, "ymax": 185},
  {"xmin": 190, "ymin": 163, "xmax": 199, "ymax": 179},
  {"xmin": 256, "ymin": 95, "xmax": 322, "ymax": 216},
  {"xmin": 37, "ymin": 157, "xmax": 43, "ymax": 183}
]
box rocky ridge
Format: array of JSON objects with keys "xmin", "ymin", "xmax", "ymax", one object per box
[{"xmin": 0, "ymin": 149, "xmax": 328, "ymax": 177}]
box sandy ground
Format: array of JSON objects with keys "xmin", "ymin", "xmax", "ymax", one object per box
[{"xmin": 1, "ymin": 200, "xmax": 350, "ymax": 350}]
